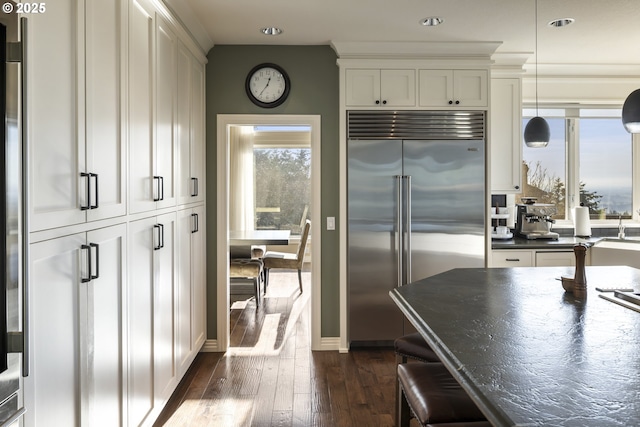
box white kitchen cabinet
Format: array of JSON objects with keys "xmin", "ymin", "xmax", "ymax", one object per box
[
  {"xmin": 491, "ymin": 250, "xmax": 534, "ymax": 267},
  {"xmin": 345, "ymin": 69, "xmax": 416, "ymax": 107},
  {"xmin": 176, "ymin": 206, "xmax": 206, "ymax": 377},
  {"xmin": 492, "ymin": 249, "xmax": 578, "ymax": 267},
  {"xmin": 26, "ymin": 224, "xmax": 126, "ymax": 427},
  {"xmin": 29, "ymin": 0, "xmax": 125, "ymax": 231},
  {"xmin": 535, "ymin": 251, "xmax": 576, "ymax": 267},
  {"xmin": 490, "ymin": 78, "xmax": 522, "ymax": 193},
  {"xmin": 177, "ymin": 41, "xmax": 206, "ymax": 206},
  {"xmin": 128, "ymin": 212, "xmax": 177, "ymax": 426},
  {"xmin": 419, "ymin": 69, "xmax": 488, "ymax": 108},
  {"xmin": 129, "ymin": 0, "xmax": 177, "ymax": 214}
]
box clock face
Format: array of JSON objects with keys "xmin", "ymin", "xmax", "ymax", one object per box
[{"xmin": 245, "ymin": 63, "xmax": 290, "ymax": 108}]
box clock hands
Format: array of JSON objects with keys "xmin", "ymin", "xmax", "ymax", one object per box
[{"xmin": 258, "ymin": 77, "xmax": 271, "ymax": 96}]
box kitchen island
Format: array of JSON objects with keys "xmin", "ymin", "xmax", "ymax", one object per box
[{"xmin": 390, "ymin": 266, "xmax": 640, "ymax": 426}]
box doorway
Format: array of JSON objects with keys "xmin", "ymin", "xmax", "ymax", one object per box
[{"xmin": 216, "ymin": 115, "xmax": 322, "ymax": 352}]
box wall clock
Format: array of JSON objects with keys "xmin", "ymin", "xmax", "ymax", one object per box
[{"xmin": 245, "ymin": 63, "xmax": 291, "ymax": 108}]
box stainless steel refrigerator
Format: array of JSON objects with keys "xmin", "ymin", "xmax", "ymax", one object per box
[
  {"xmin": 347, "ymin": 111, "xmax": 486, "ymax": 345},
  {"xmin": 0, "ymin": 4, "xmax": 26, "ymax": 424}
]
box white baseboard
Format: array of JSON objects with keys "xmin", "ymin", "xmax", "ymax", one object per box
[{"xmin": 201, "ymin": 339, "xmax": 221, "ymax": 352}]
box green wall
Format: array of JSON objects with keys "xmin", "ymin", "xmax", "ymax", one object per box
[{"xmin": 205, "ymin": 45, "xmax": 341, "ymax": 340}]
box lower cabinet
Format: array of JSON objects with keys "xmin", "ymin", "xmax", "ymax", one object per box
[
  {"xmin": 128, "ymin": 212, "xmax": 177, "ymax": 426},
  {"xmin": 26, "ymin": 223, "xmax": 127, "ymax": 427},
  {"xmin": 492, "ymin": 249, "xmax": 577, "ymax": 267},
  {"xmin": 176, "ymin": 206, "xmax": 206, "ymax": 377}
]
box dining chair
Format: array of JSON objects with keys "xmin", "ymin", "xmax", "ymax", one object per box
[{"xmin": 263, "ymin": 220, "xmax": 311, "ymax": 293}]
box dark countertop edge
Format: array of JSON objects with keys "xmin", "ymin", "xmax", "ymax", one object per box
[
  {"xmin": 491, "ymin": 236, "xmax": 601, "ymax": 250},
  {"xmin": 389, "ymin": 288, "xmax": 515, "ymax": 427}
]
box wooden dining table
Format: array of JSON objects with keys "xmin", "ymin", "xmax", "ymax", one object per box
[
  {"xmin": 390, "ymin": 266, "xmax": 640, "ymax": 427},
  {"xmin": 228, "ymin": 229, "xmax": 291, "ymax": 257}
]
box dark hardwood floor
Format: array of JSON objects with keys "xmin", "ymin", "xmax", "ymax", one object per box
[{"xmin": 154, "ymin": 270, "xmax": 398, "ymax": 427}]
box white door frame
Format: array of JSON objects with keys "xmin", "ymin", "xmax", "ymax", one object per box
[{"xmin": 216, "ymin": 114, "xmax": 322, "ymax": 351}]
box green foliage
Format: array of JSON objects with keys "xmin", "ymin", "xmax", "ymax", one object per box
[{"xmin": 254, "ymin": 148, "xmax": 310, "ymax": 233}]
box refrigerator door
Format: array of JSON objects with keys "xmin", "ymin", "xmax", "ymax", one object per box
[
  {"xmin": 403, "ymin": 140, "xmax": 485, "ymax": 282},
  {"xmin": 347, "ymin": 139, "xmax": 405, "ymax": 343}
]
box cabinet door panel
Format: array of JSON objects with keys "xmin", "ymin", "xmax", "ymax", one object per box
[
  {"xmin": 190, "ymin": 60, "xmax": 206, "ymax": 203},
  {"xmin": 418, "ymin": 69, "xmax": 453, "ymax": 107},
  {"xmin": 155, "ymin": 17, "xmax": 177, "ymax": 210},
  {"xmin": 86, "ymin": 224, "xmax": 127, "ymax": 426},
  {"xmin": 129, "ymin": 0, "xmax": 156, "ymax": 214},
  {"xmin": 29, "ymin": 1, "xmax": 85, "ymax": 230},
  {"xmin": 535, "ymin": 251, "xmax": 575, "ymax": 267},
  {"xmin": 86, "ymin": 0, "xmax": 126, "ymax": 222},
  {"xmin": 127, "ymin": 216, "xmax": 156, "ymax": 426},
  {"xmin": 191, "ymin": 206, "xmax": 206, "ymax": 349},
  {"xmin": 345, "ymin": 69, "xmax": 380, "ymax": 106},
  {"xmin": 155, "ymin": 212, "xmax": 177, "ymax": 403},
  {"xmin": 176, "ymin": 43, "xmax": 192, "ymax": 206},
  {"xmin": 454, "ymin": 70, "xmax": 488, "ymax": 107},
  {"xmin": 26, "ymin": 234, "xmax": 85, "ymax": 427},
  {"xmin": 490, "ymin": 78, "xmax": 522, "ymax": 193},
  {"xmin": 380, "ymin": 69, "xmax": 415, "ymax": 106},
  {"xmin": 176, "ymin": 209, "xmax": 193, "ymax": 375}
]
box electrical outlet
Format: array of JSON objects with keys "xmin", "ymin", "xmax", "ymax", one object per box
[{"xmin": 327, "ymin": 216, "xmax": 335, "ymax": 230}]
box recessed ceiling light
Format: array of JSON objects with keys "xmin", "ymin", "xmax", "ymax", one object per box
[
  {"xmin": 260, "ymin": 27, "xmax": 283, "ymax": 36},
  {"xmin": 420, "ymin": 17, "xmax": 444, "ymax": 27},
  {"xmin": 548, "ymin": 18, "xmax": 575, "ymax": 28}
]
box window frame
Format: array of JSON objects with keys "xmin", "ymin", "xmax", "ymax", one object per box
[{"xmin": 522, "ymin": 106, "xmax": 640, "ymax": 227}]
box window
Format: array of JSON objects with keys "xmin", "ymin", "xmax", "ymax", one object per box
[{"xmin": 519, "ymin": 108, "xmax": 634, "ymax": 222}]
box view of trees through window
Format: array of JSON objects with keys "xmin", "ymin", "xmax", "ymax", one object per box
[
  {"xmin": 518, "ymin": 111, "xmax": 632, "ymax": 220},
  {"xmin": 254, "ymin": 148, "xmax": 311, "ymax": 234}
]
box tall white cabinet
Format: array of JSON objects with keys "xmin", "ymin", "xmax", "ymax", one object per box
[{"xmin": 25, "ymin": 0, "xmax": 207, "ymax": 426}]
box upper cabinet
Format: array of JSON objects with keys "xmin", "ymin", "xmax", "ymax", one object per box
[
  {"xmin": 29, "ymin": 0, "xmax": 126, "ymax": 231},
  {"xmin": 490, "ymin": 78, "xmax": 523, "ymax": 193},
  {"xmin": 345, "ymin": 69, "xmax": 416, "ymax": 107},
  {"xmin": 419, "ymin": 69, "xmax": 488, "ymax": 108},
  {"xmin": 177, "ymin": 41, "xmax": 206, "ymax": 205}
]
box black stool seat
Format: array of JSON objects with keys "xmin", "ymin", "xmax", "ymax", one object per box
[
  {"xmin": 394, "ymin": 332, "xmax": 440, "ymax": 363},
  {"xmin": 397, "ymin": 363, "xmax": 487, "ymax": 427}
]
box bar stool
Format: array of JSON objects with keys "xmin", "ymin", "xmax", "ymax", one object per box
[
  {"xmin": 394, "ymin": 332, "xmax": 440, "ymax": 364},
  {"xmin": 229, "ymin": 258, "xmax": 263, "ymax": 306},
  {"xmin": 397, "ymin": 362, "xmax": 489, "ymax": 427}
]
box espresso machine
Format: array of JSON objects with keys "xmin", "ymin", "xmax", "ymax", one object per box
[{"xmin": 515, "ymin": 204, "xmax": 559, "ymax": 240}]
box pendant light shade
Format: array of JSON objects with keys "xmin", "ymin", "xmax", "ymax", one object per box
[
  {"xmin": 622, "ymin": 88, "xmax": 640, "ymax": 133},
  {"xmin": 524, "ymin": 0, "xmax": 550, "ymax": 148},
  {"xmin": 524, "ymin": 116, "xmax": 550, "ymax": 148}
]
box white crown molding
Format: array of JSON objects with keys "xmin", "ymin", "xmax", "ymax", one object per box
[
  {"xmin": 523, "ymin": 63, "xmax": 640, "ymax": 77},
  {"xmin": 161, "ymin": 0, "xmax": 214, "ymax": 53},
  {"xmin": 331, "ymin": 41, "xmax": 502, "ymax": 60}
]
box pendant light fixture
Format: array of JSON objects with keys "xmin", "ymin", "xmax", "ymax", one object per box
[
  {"xmin": 622, "ymin": 88, "xmax": 640, "ymax": 133},
  {"xmin": 524, "ymin": 0, "xmax": 550, "ymax": 148}
]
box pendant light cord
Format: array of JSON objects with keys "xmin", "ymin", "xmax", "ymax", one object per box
[{"xmin": 535, "ymin": 0, "xmax": 539, "ymax": 116}]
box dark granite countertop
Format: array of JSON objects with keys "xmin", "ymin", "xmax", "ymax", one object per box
[
  {"xmin": 391, "ymin": 266, "xmax": 640, "ymax": 427},
  {"xmin": 491, "ymin": 235, "xmax": 601, "ymax": 250}
]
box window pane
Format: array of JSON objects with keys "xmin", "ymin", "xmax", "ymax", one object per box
[
  {"xmin": 254, "ymin": 148, "xmax": 311, "ymax": 234},
  {"xmin": 579, "ymin": 119, "xmax": 632, "ymax": 219},
  {"xmin": 519, "ymin": 118, "xmax": 566, "ymax": 220}
]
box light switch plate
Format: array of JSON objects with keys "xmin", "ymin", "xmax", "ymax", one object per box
[{"xmin": 327, "ymin": 216, "xmax": 335, "ymax": 230}]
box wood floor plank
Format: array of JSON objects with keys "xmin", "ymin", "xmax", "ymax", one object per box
[{"xmin": 154, "ymin": 270, "xmax": 398, "ymax": 427}]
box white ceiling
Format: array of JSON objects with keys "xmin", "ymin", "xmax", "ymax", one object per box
[{"xmin": 171, "ymin": 0, "xmax": 640, "ymax": 75}]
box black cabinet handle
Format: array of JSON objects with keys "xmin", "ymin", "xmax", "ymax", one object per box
[
  {"xmin": 153, "ymin": 176, "xmax": 164, "ymax": 201},
  {"xmin": 89, "ymin": 243, "xmax": 99, "ymax": 280},
  {"xmin": 191, "ymin": 213, "xmax": 198, "ymax": 233},
  {"xmin": 191, "ymin": 177, "xmax": 198, "ymax": 197},
  {"xmin": 455, "ymin": 100, "xmax": 460, "ymax": 105},
  {"xmin": 90, "ymin": 173, "xmax": 99, "ymax": 209},
  {"xmin": 448, "ymin": 100, "xmax": 453, "ymax": 105},
  {"xmin": 153, "ymin": 224, "xmax": 162, "ymax": 250},
  {"xmin": 382, "ymin": 100, "xmax": 387, "ymax": 105},
  {"xmin": 506, "ymin": 258, "xmax": 521, "ymax": 262},
  {"xmin": 375, "ymin": 100, "xmax": 380, "ymax": 105},
  {"xmin": 81, "ymin": 244, "xmax": 92, "ymax": 282},
  {"xmin": 80, "ymin": 173, "xmax": 91, "ymax": 210}
]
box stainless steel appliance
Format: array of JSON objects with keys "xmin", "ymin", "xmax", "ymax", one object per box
[
  {"xmin": 0, "ymin": 4, "xmax": 26, "ymax": 425},
  {"xmin": 514, "ymin": 204, "xmax": 559, "ymax": 240},
  {"xmin": 347, "ymin": 110, "xmax": 486, "ymax": 345}
]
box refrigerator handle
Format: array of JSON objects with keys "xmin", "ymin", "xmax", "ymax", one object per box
[
  {"xmin": 20, "ymin": 17, "xmax": 30, "ymax": 378},
  {"xmin": 405, "ymin": 175, "xmax": 412, "ymax": 284},
  {"xmin": 395, "ymin": 175, "xmax": 403, "ymax": 288}
]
